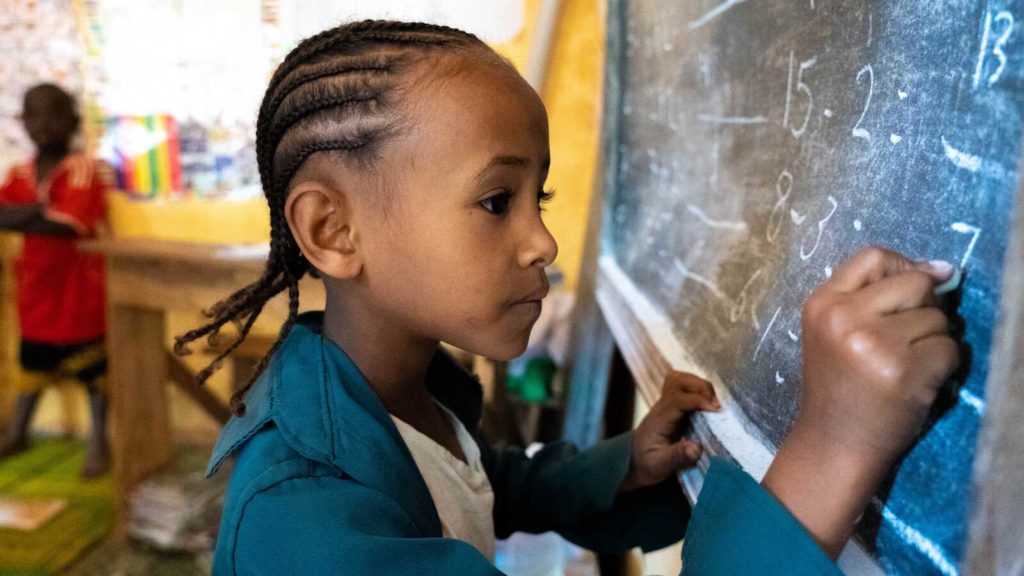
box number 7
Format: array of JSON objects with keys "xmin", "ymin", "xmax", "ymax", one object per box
[{"xmin": 951, "ymin": 222, "xmax": 981, "ymax": 269}]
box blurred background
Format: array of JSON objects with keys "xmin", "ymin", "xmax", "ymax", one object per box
[{"xmin": 0, "ymin": 1, "xmax": 641, "ymax": 575}]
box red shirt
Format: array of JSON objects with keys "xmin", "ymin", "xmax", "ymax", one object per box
[{"xmin": 0, "ymin": 155, "xmax": 109, "ymax": 343}]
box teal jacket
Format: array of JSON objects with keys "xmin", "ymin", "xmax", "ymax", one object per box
[{"xmin": 207, "ymin": 313, "xmax": 840, "ymax": 575}]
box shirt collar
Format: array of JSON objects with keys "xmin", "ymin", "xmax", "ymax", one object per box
[{"xmin": 206, "ymin": 311, "xmax": 485, "ymax": 537}]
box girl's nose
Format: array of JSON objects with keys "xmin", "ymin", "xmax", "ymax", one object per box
[{"xmin": 518, "ymin": 217, "xmax": 558, "ymax": 269}]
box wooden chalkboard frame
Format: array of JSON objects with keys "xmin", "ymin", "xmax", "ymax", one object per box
[
  {"xmin": 965, "ymin": 168, "xmax": 1024, "ymax": 574},
  {"xmin": 559, "ymin": 0, "xmax": 1024, "ymax": 573}
]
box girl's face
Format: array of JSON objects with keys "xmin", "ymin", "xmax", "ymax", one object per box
[{"xmin": 361, "ymin": 55, "xmax": 558, "ymax": 360}]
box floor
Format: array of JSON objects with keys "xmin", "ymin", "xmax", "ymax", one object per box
[{"xmin": 1, "ymin": 438, "xmax": 602, "ymax": 576}]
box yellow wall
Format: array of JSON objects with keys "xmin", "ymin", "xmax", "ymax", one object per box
[{"xmin": 531, "ymin": 0, "xmax": 605, "ymax": 291}]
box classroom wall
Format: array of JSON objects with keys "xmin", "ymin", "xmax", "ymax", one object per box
[
  {"xmin": 533, "ymin": 0, "xmax": 606, "ymax": 292},
  {"xmin": 1, "ymin": 0, "xmax": 606, "ymax": 442},
  {"xmin": 106, "ymin": 0, "xmax": 605, "ymax": 291}
]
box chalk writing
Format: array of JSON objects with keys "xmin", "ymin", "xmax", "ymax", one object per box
[
  {"xmin": 697, "ymin": 114, "xmax": 767, "ymax": 124},
  {"xmin": 784, "ymin": 52, "xmax": 818, "ymax": 139},
  {"xmin": 754, "ymin": 307, "xmax": 782, "ymax": 360},
  {"xmin": 951, "ymin": 222, "xmax": 982, "ymax": 269},
  {"xmin": 941, "ymin": 137, "xmax": 983, "ymax": 173},
  {"xmin": 876, "ymin": 501, "xmax": 959, "ymax": 576},
  {"xmin": 688, "ymin": 0, "xmax": 750, "ymax": 30},
  {"xmin": 674, "ymin": 258, "xmax": 728, "ymax": 302},
  {"xmin": 800, "ymin": 196, "xmax": 839, "ymax": 260},
  {"xmin": 730, "ymin": 268, "xmax": 765, "ymax": 324},
  {"xmin": 853, "ymin": 64, "xmax": 874, "ymax": 140},
  {"xmin": 687, "ymin": 204, "xmax": 749, "ymax": 231},
  {"xmin": 767, "ymin": 170, "xmax": 794, "ymax": 243},
  {"xmin": 974, "ymin": 11, "xmax": 1015, "ymax": 88}
]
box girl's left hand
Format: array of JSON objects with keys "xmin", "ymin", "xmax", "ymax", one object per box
[{"xmin": 620, "ymin": 371, "xmax": 720, "ymax": 493}]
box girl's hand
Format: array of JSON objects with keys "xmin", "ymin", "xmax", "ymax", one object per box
[
  {"xmin": 799, "ymin": 247, "xmax": 959, "ymax": 469},
  {"xmin": 620, "ymin": 371, "xmax": 720, "ymax": 492},
  {"xmin": 763, "ymin": 247, "xmax": 960, "ymax": 557}
]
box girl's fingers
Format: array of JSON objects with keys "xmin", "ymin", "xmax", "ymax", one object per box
[
  {"xmin": 664, "ymin": 371, "xmax": 719, "ymax": 406},
  {"xmin": 667, "ymin": 390, "xmax": 720, "ymax": 414},
  {"xmin": 825, "ymin": 247, "xmax": 954, "ymax": 293},
  {"xmin": 908, "ymin": 335, "xmax": 961, "ymax": 385},
  {"xmin": 645, "ymin": 391, "xmax": 716, "ymax": 437},
  {"xmin": 671, "ymin": 439, "xmax": 703, "ymax": 469},
  {"xmin": 825, "ymin": 247, "xmax": 919, "ymax": 292},
  {"xmin": 876, "ymin": 308, "xmax": 951, "ymax": 345},
  {"xmin": 850, "ymin": 270, "xmax": 938, "ymax": 315}
]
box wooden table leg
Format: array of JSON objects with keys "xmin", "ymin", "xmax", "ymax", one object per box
[{"xmin": 107, "ymin": 304, "xmax": 173, "ymax": 538}]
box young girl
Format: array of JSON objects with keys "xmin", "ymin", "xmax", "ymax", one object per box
[{"xmin": 184, "ymin": 21, "xmax": 959, "ymax": 574}]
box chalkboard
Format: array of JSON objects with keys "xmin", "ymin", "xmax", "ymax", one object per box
[{"xmin": 597, "ymin": 1, "xmax": 1024, "ymax": 574}]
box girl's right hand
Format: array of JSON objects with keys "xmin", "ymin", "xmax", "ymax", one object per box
[
  {"xmin": 762, "ymin": 247, "xmax": 960, "ymax": 558},
  {"xmin": 800, "ymin": 247, "xmax": 960, "ymax": 471}
]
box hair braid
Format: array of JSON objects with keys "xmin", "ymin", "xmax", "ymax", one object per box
[{"xmin": 176, "ymin": 19, "xmax": 491, "ymax": 415}]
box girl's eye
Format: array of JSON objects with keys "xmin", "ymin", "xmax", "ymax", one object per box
[{"xmin": 481, "ymin": 191, "xmax": 514, "ymax": 215}]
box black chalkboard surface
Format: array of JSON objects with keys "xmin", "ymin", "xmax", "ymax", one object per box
[{"xmin": 598, "ymin": 1, "xmax": 1023, "ymax": 574}]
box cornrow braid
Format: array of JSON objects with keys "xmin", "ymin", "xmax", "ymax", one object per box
[{"xmin": 175, "ymin": 20, "xmax": 490, "ymax": 416}]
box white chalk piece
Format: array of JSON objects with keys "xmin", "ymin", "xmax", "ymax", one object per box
[{"xmin": 934, "ymin": 266, "xmax": 963, "ymax": 295}]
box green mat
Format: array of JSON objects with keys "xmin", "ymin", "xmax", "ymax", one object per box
[{"xmin": 0, "ymin": 438, "xmax": 114, "ymax": 576}]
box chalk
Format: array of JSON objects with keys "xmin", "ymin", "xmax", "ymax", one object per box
[{"xmin": 933, "ymin": 266, "xmax": 963, "ymax": 295}]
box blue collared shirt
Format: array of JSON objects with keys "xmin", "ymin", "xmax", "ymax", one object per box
[
  {"xmin": 207, "ymin": 313, "xmax": 690, "ymax": 575},
  {"xmin": 207, "ymin": 312, "xmax": 839, "ymax": 575}
]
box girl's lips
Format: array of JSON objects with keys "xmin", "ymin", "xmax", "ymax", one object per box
[
  {"xmin": 510, "ymin": 299, "xmax": 542, "ymax": 319},
  {"xmin": 511, "ymin": 284, "xmax": 549, "ymax": 306}
]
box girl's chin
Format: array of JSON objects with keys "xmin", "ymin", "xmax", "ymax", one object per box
[
  {"xmin": 487, "ymin": 340, "xmax": 530, "ymax": 362},
  {"xmin": 463, "ymin": 333, "xmax": 531, "ymax": 362}
]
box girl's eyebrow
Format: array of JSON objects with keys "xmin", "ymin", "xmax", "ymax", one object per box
[{"xmin": 475, "ymin": 155, "xmax": 551, "ymax": 180}]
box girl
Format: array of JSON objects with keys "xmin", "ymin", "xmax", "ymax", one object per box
[{"xmin": 182, "ymin": 21, "xmax": 959, "ymax": 574}]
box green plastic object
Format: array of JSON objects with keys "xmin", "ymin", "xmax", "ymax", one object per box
[{"xmin": 507, "ymin": 357, "xmax": 557, "ymax": 403}]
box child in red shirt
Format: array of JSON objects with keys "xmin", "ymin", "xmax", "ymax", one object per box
[{"xmin": 0, "ymin": 83, "xmax": 111, "ymax": 478}]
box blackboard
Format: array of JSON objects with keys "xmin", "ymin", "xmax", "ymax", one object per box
[{"xmin": 596, "ymin": 0, "xmax": 1024, "ymax": 574}]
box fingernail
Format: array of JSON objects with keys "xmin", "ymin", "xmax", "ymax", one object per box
[
  {"xmin": 934, "ymin": 266, "xmax": 963, "ymax": 296},
  {"xmin": 927, "ymin": 260, "xmax": 954, "ymax": 277},
  {"xmin": 686, "ymin": 444, "xmax": 701, "ymax": 459}
]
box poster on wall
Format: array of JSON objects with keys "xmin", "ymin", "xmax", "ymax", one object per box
[
  {"xmin": 95, "ymin": 0, "xmax": 270, "ymax": 197},
  {"xmin": 0, "ymin": 0, "xmax": 84, "ymax": 174}
]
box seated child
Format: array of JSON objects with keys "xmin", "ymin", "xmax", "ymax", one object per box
[
  {"xmin": 179, "ymin": 21, "xmax": 959, "ymax": 574},
  {"xmin": 0, "ymin": 83, "xmax": 111, "ymax": 478}
]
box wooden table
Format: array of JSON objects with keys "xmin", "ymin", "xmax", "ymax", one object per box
[{"xmin": 81, "ymin": 238, "xmax": 323, "ymax": 533}]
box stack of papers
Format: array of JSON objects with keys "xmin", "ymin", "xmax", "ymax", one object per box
[
  {"xmin": 129, "ymin": 471, "xmax": 225, "ymax": 551},
  {"xmin": 0, "ymin": 498, "xmax": 67, "ymax": 531}
]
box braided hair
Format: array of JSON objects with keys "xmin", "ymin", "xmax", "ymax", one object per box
[{"xmin": 174, "ymin": 20, "xmax": 492, "ymax": 415}]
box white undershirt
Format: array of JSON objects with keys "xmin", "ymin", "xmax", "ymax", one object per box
[{"xmin": 391, "ymin": 402, "xmax": 496, "ymax": 560}]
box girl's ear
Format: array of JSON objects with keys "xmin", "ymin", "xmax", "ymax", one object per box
[{"xmin": 285, "ymin": 181, "xmax": 363, "ymax": 280}]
